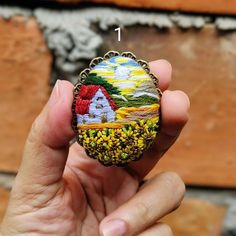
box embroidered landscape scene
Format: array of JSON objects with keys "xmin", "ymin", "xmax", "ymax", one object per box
[{"xmin": 75, "ymin": 55, "xmax": 161, "ymax": 164}]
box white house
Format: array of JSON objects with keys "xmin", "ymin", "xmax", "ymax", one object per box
[{"xmin": 76, "ymin": 85, "xmax": 118, "ymax": 124}]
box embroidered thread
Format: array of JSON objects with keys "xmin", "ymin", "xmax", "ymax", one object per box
[
  {"xmin": 73, "ymin": 53, "xmax": 161, "ymax": 166},
  {"xmin": 76, "ymin": 85, "xmax": 117, "ymax": 124}
]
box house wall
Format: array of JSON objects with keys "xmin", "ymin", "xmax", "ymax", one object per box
[
  {"xmin": 89, "ymin": 89, "xmax": 116, "ymax": 122},
  {"xmin": 77, "ymin": 89, "xmax": 116, "ymax": 124},
  {"xmin": 0, "ymin": 3, "xmax": 236, "ymax": 235}
]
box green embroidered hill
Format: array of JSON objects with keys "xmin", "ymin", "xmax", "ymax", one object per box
[
  {"xmin": 111, "ymin": 94, "xmax": 158, "ymax": 108},
  {"xmin": 84, "ymin": 73, "xmax": 120, "ymax": 95}
]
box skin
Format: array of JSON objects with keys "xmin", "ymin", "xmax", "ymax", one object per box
[{"xmin": 0, "ymin": 60, "xmax": 190, "ymax": 236}]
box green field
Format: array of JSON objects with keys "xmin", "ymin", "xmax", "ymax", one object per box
[{"xmin": 111, "ymin": 94, "xmax": 158, "ymax": 108}]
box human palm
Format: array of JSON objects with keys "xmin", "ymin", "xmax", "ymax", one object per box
[
  {"xmin": 58, "ymin": 145, "xmax": 139, "ymax": 235},
  {"xmin": 1, "ymin": 60, "xmax": 189, "ymax": 236}
]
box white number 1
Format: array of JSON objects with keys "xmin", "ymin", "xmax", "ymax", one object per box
[{"xmin": 115, "ymin": 27, "xmax": 121, "ymax": 42}]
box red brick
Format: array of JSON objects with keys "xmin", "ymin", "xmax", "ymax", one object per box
[
  {"xmin": 0, "ymin": 16, "xmax": 52, "ymax": 172},
  {"xmin": 163, "ymin": 199, "xmax": 226, "ymax": 236},
  {"xmin": 53, "ymin": 0, "xmax": 236, "ymax": 15},
  {"xmin": 103, "ymin": 25, "xmax": 236, "ymax": 187},
  {"xmin": 0, "ymin": 188, "xmax": 9, "ymax": 222}
]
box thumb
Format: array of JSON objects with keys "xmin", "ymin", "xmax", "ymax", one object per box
[{"xmin": 15, "ymin": 80, "xmax": 74, "ymax": 188}]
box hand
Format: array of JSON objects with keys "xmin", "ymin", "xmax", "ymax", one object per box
[{"xmin": 1, "ymin": 60, "xmax": 189, "ymax": 236}]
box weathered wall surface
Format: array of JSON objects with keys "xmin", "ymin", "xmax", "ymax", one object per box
[
  {"xmin": 0, "ymin": 13, "xmax": 52, "ymax": 172},
  {"xmin": 1, "ymin": 6, "xmax": 234, "ymax": 187},
  {"xmin": 0, "ymin": 5, "xmax": 236, "ymax": 235},
  {"xmin": 163, "ymin": 198, "xmax": 226, "ymax": 236},
  {"xmin": 101, "ymin": 25, "xmax": 236, "ymax": 188},
  {"xmin": 53, "ymin": 0, "xmax": 236, "ymax": 15},
  {"xmin": 0, "ymin": 188, "xmax": 9, "ymax": 222}
]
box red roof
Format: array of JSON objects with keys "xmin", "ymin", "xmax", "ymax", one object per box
[{"xmin": 75, "ymin": 85, "xmax": 118, "ymax": 115}]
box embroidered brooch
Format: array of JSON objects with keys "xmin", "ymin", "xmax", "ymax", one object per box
[{"xmin": 72, "ymin": 51, "xmax": 161, "ymax": 166}]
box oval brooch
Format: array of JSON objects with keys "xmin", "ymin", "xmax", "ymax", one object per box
[{"xmin": 72, "ymin": 51, "xmax": 161, "ymax": 166}]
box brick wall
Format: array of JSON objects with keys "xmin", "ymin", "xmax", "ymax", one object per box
[
  {"xmin": 55, "ymin": 0, "xmax": 236, "ymax": 15},
  {"xmin": 0, "ymin": 15, "xmax": 52, "ymax": 172},
  {"xmin": 0, "ymin": 4, "xmax": 236, "ymax": 235}
]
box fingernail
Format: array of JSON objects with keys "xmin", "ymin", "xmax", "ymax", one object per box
[
  {"xmin": 49, "ymin": 80, "xmax": 61, "ymax": 107},
  {"xmin": 101, "ymin": 219, "xmax": 127, "ymax": 236}
]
